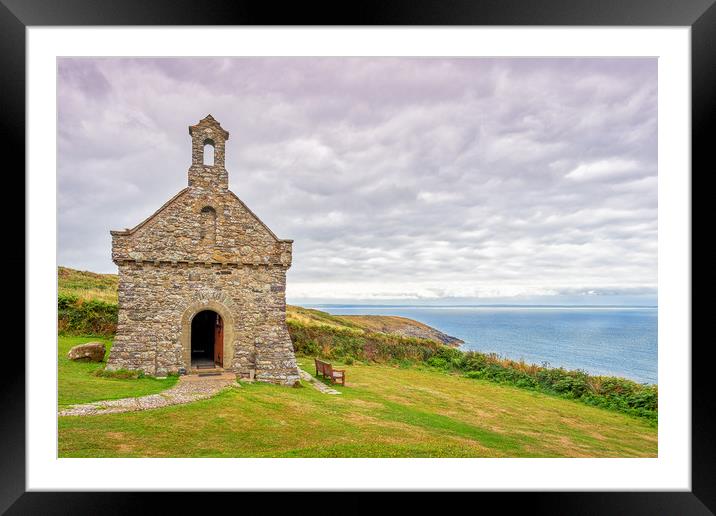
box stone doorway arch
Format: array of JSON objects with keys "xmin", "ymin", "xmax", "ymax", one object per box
[{"xmin": 181, "ymin": 299, "xmax": 235, "ymax": 371}]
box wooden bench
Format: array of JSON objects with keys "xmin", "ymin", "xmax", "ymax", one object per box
[{"xmin": 314, "ymin": 358, "xmax": 346, "ymax": 386}]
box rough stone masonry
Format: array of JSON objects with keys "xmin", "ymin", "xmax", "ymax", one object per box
[{"xmin": 106, "ymin": 115, "xmax": 300, "ymax": 385}]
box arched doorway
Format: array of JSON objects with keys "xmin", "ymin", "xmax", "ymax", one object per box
[{"xmin": 191, "ymin": 310, "xmax": 224, "ymax": 368}]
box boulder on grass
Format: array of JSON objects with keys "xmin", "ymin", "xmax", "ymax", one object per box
[{"xmin": 67, "ymin": 342, "xmax": 106, "ymax": 362}]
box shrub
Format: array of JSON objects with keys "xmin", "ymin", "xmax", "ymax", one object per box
[
  {"xmin": 550, "ymin": 372, "xmax": 590, "ymax": 398},
  {"xmin": 58, "ymin": 296, "xmax": 118, "ymax": 336},
  {"xmin": 292, "ymin": 336, "xmax": 321, "ymax": 357},
  {"xmin": 460, "ymin": 351, "xmax": 489, "ymax": 371},
  {"xmin": 58, "ymin": 293, "xmax": 79, "ymax": 309},
  {"xmin": 433, "ymin": 346, "xmax": 463, "ymax": 362},
  {"xmin": 626, "ymin": 385, "xmax": 658, "ymax": 412},
  {"xmin": 426, "ymin": 357, "xmax": 449, "ymax": 369}
]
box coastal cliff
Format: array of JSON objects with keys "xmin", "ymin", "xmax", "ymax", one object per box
[
  {"xmin": 322, "ymin": 314, "xmax": 463, "ymax": 347},
  {"xmin": 285, "ymin": 305, "xmax": 463, "ymax": 347}
]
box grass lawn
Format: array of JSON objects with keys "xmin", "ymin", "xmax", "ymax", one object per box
[
  {"xmin": 58, "ymin": 355, "xmax": 657, "ymax": 458},
  {"xmin": 58, "ymin": 335, "xmax": 177, "ymax": 407}
]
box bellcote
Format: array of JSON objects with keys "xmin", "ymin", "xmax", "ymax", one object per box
[{"xmin": 188, "ymin": 115, "xmax": 230, "ymax": 190}]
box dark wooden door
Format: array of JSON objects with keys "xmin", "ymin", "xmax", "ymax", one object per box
[{"xmin": 214, "ymin": 316, "xmax": 224, "ymax": 367}]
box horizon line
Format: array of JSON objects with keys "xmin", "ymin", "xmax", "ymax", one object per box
[{"xmin": 292, "ymin": 303, "xmax": 658, "ymax": 308}]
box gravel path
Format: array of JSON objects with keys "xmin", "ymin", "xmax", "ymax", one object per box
[
  {"xmin": 299, "ymin": 369, "xmax": 341, "ymax": 395},
  {"xmin": 59, "ymin": 373, "xmax": 237, "ymax": 416}
]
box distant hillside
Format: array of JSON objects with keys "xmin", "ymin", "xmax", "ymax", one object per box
[
  {"xmin": 58, "ymin": 266, "xmax": 118, "ymax": 304},
  {"xmin": 58, "ymin": 266, "xmax": 463, "ymax": 347},
  {"xmin": 286, "ymin": 306, "xmax": 462, "ymax": 347}
]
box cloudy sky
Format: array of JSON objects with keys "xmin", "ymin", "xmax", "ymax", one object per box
[{"xmin": 58, "ymin": 58, "xmax": 657, "ymax": 305}]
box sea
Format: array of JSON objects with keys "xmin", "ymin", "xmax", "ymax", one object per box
[{"xmin": 305, "ymin": 305, "xmax": 658, "ymax": 384}]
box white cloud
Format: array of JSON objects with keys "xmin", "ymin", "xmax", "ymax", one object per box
[{"xmin": 565, "ymin": 158, "xmax": 642, "ymax": 181}]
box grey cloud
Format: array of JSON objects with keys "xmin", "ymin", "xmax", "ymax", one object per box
[{"xmin": 58, "ymin": 57, "xmax": 657, "ymax": 303}]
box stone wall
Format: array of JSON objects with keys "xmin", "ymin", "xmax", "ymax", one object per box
[{"xmin": 107, "ymin": 261, "xmax": 300, "ymax": 385}]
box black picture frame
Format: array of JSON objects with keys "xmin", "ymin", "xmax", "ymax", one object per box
[{"xmin": 2, "ymin": 0, "xmax": 707, "ymax": 513}]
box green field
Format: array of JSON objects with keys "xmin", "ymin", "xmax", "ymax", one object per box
[
  {"xmin": 59, "ymin": 335, "xmax": 177, "ymax": 407},
  {"xmin": 58, "ymin": 355, "xmax": 656, "ymax": 458}
]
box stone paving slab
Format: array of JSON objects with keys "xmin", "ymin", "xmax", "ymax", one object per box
[
  {"xmin": 59, "ymin": 373, "xmax": 237, "ymax": 416},
  {"xmin": 299, "ymin": 369, "xmax": 341, "ymax": 395}
]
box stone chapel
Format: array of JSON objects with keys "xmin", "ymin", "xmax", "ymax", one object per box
[{"xmin": 106, "ymin": 115, "xmax": 300, "ymax": 385}]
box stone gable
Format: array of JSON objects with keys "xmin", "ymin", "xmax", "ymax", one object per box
[
  {"xmin": 110, "ymin": 187, "xmax": 293, "ymax": 266},
  {"xmin": 106, "ymin": 115, "xmax": 300, "ymax": 385}
]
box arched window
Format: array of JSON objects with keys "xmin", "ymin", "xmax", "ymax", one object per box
[
  {"xmin": 200, "ymin": 206, "xmax": 217, "ymax": 245},
  {"xmin": 203, "ymin": 138, "xmax": 215, "ymax": 166}
]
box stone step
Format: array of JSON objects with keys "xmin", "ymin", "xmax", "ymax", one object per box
[
  {"xmin": 181, "ymin": 372, "xmax": 236, "ymax": 383},
  {"xmin": 189, "ymin": 367, "xmax": 225, "ymax": 375}
]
